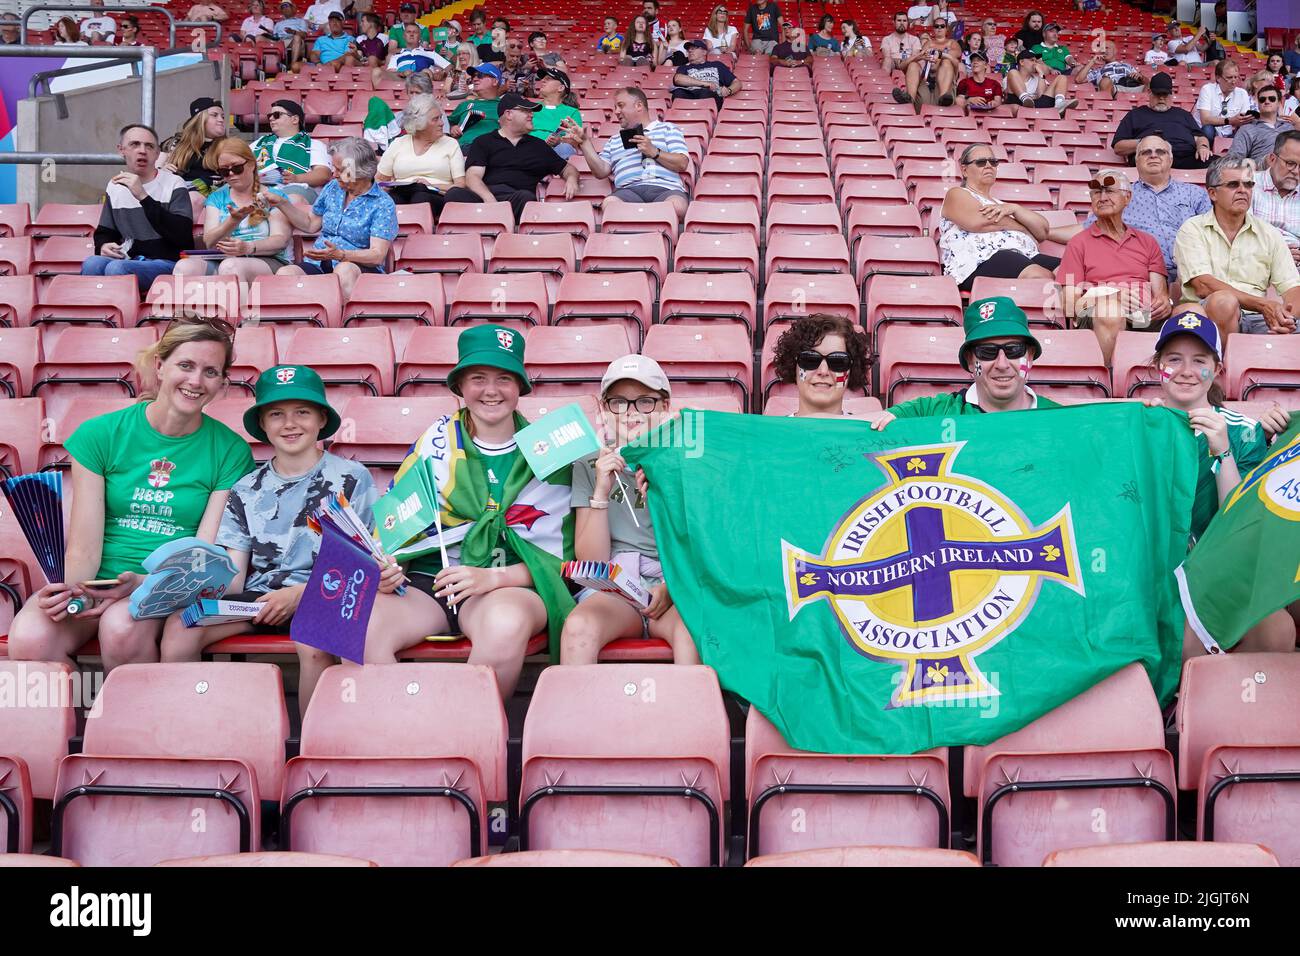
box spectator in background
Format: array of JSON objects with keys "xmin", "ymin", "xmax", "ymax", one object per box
[
  {"xmin": 956, "ymin": 53, "xmax": 1002, "ymax": 113},
  {"xmin": 386, "ymin": 2, "xmax": 428, "ymax": 51},
  {"xmin": 1013, "ymin": 10, "xmax": 1044, "ymax": 50},
  {"xmin": 353, "ymin": 13, "xmax": 389, "ymax": 68},
  {"xmin": 53, "ymin": 17, "xmax": 86, "ymax": 44},
  {"xmin": 1284, "ymin": 75, "xmax": 1300, "ymax": 116},
  {"xmin": 1084, "ymin": 135, "xmax": 1210, "ymax": 286},
  {"xmin": 1229, "ymin": 82, "xmax": 1299, "ymax": 165},
  {"xmin": 433, "ymin": 19, "xmax": 462, "ymax": 59},
  {"xmin": 810, "ymin": 15, "xmax": 842, "ymax": 55},
  {"xmin": 704, "ymin": 5, "xmax": 739, "ymax": 57},
  {"xmin": 1196, "ymin": 59, "xmax": 1252, "ymax": 144},
  {"xmin": 1056, "ymin": 170, "xmax": 1170, "ymax": 364},
  {"xmin": 770, "ymin": 22, "xmax": 811, "ymax": 71},
  {"xmin": 376, "ymin": 94, "xmax": 465, "ymax": 219},
  {"xmin": 238, "ymin": 0, "xmax": 275, "ymax": 39},
  {"xmin": 80, "ymin": 0, "xmax": 116, "ymax": 43},
  {"xmin": 114, "ymin": 15, "xmax": 143, "ymax": 45},
  {"xmin": 468, "ymin": 8, "xmax": 490, "ymax": 52},
  {"xmin": 1031, "ymin": 22, "xmax": 1074, "ymax": 75},
  {"xmin": 1076, "ymin": 0, "xmax": 1105, "ymax": 10},
  {"xmin": 660, "ymin": 18, "xmax": 688, "ymax": 65},
  {"xmin": 1112, "ymin": 72, "xmax": 1211, "ymax": 168},
  {"xmin": 1285, "ymin": 34, "xmax": 1300, "ymax": 74},
  {"xmin": 310, "ymin": 12, "xmax": 357, "ymax": 72},
  {"xmin": 883, "ymin": 11, "xmax": 921, "ymax": 93},
  {"xmin": 374, "ymin": 21, "xmax": 448, "ymax": 85},
  {"xmin": 269, "ymin": 137, "xmax": 398, "ymax": 301},
  {"xmin": 1006, "ymin": 48, "xmax": 1076, "ymax": 118},
  {"xmin": 274, "ymin": 1, "xmax": 310, "ymax": 71},
  {"xmin": 770, "ymin": 314, "xmax": 871, "ymax": 418},
  {"xmin": 1264, "ymin": 52, "xmax": 1288, "ymax": 93},
  {"xmin": 561, "ymin": 355, "xmax": 698, "ymax": 666},
  {"xmin": 1251, "ymin": 129, "xmax": 1300, "ymax": 262},
  {"xmin": 840, "ymin": 19, "xmax": 871, "ymax": 58},
  {"xmin": 565, "ymin": 86, "xmax": 690, "ymax": 219},
  {"xmin": 175, "ymin": 137, "xmax": 294, "ymax": 286},
  {"xmin": 1075, "ymin": 39, "xmax": 1145, "ymax": 99},
  {"xmin": 939, "ymin": 143, "xmax": 1059, "ymax": 293},
  {"xmin": 961, "ymin": 29, "xmax": 988, "ymax": 71},
  {"xmin": 161, "ymin": 97, "xmax": 227, "ymax": 194},
  {"xmin": 444, "ymin": 42, "xmax": 480, "ymax": 100},
  {"xmin": 301, "ymin": 0, "xmax": 340, "ymax": 31},
  {"xmin": 1144, "ymin": 32, "xmax": 1174, "ymax": 68},
  {"xmin": 449, "ymin": 63, "xmax": 505, "ymax": 151},
  {"xmin": 900, "ymin": 18, "xmax": 963, "ymax": 110},
  {"xmin": 185, "ymin": 2, "xmax": 229, "ymax": 22},
  {"xmin": 998, "ymin": 36, "xmax": 1021, "ymax": 76},
  {"xmin": 526, "ymin": 30, "xmax": 565, "ymax": 71},
  {"xmin": 1175, "ymin": 155, "xmax": 1300, "ymax": 336},
  {"xmin": 1166, "ymin": 22, "xmax": 1207, "ymax": 65},
  {"xmin": 671, "ymin": 39, "xmax": 742, "ymax": 107},
  {"xmin": 598, "ymin": 15, "xmax": 624, "ymax": 53},
  {"xmin": 531, "ymin": 68, "xmax": 582, "ymax": 158},
  {"xmin": 979, "ymin": 17, "xmax": 1004, "ymax": 64},
  {"xmin": 744, "ymin": 0, "xmax": 782, "ymax": 54},
  {"xmin": 443, "ymin": 92, "xmax": 579, "ymax": 220},
  {"xmin": 251, "ymin": 99, "xmax": 330, "ymax": 203},
  {"xmin": 83, "ymin": 124, "xmax": 193, "ymax": 293},
  {"xmin": 0, "ymin": 13, "xmax": 19, "ymax": 45},
  {"xmin": 623, "ymin": 15, "xmax": 655, "ymax": 66}
]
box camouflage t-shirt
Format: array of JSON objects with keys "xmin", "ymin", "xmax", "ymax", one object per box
[{"xmin": 216, "ymin": 451, "xmax": 378, "ymax": 593}]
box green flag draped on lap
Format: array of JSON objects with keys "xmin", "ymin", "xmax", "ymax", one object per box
[
  {"xmin": 624, "ymin": 404, "xmax": 1197, "ymax": 755},
  {"xmin": 1177, "ymin": 415, "xmax": 1300, "ymax": 653}
]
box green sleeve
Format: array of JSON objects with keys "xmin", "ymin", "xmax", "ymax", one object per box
[
  {"xmin": 62, "ymin": 409, "xmax": 114, "ymax": 475},
  {"xmin": 1234, "ymin": 421, "xmax": 1268, "ymax": 475},
  {"xmin": 450, "ymin": 101, "xmax": 469, "ymax": 124},
  {"xmin": 887, "ymin": 394, "xmax": 948, "ymax": 419},
  {"xmin": 213, "ymin": 425, "xmax": 256, "ymax": 490}
]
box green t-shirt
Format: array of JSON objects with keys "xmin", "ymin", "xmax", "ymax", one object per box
[
  {"xmin": 388, "ymin": 23, "xmax": 430, "ymax": 48},
  {"xmin": 530, "ymin": 103, "xmax": 582, "ymax": 143},
  {"xmin": 888, "ymin": 386, "xmax": 1062, "ymax": 419},
  {"xmin": 1031, "ymin": 42, "xmax": 1071, "ymax": 72},
  {"xmin": 64, "ymin": 402, "xmax": 255, "ymax": 578},
  {"xmin": 1190, "ymin": 406, "xmax": 1267, "ymax": 541},
  {"xmin": 450, "ymin": 97, "xmax": 501, "ymax": 147}
]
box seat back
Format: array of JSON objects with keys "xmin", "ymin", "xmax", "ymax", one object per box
[
  {"xmin": 283, "ymin": 326, "xmax": 395, "ymax": 399},
  {"xmin": 452, "ymin": 849, "xmax": 679, "ymax": 867},
  {"xmin": 745, "ymin": 846, "xmax": 979, "ymax": 867},
  {"xmin": 0, "ymin": 661, "xmax": 77, "ymax": 827},
  {"xmin": 448, "ymin": 272, "xmax": 549, "ymax": 330},
  {"xmin": 1042, "ymin": 841, "xmax": 1280, "ymax": 867}
]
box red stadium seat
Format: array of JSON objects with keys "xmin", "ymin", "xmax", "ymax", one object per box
[
  {"xmin": 968, "ymin": 276, "xmax": 1067, "ymax": 330},
  {"xmin": 448, "ymin": 272, "xmax": 548, "ymax": 330},
  {"xmin": 329, "ymin": 395, "xmax": 458, "ymax": 485},
  {"xmin": 761, "ymin": 273, "xmax": 858, "ymax": 337},
  {"xmin": 27, "ymin": 203, "xmax": 99, "ymax": 240},
  {"xmin": 140, "ymin": 275, "xmax": 243, "ymax": 325},
  {"xmin": 519, "ymin": 201, "xmax": 596, "ymax": 252},
  {"xmin": 839, "ymin": 179, "xmax": 910, "ymax": 214},
  {"xmin": 0, "ymin": 203, "xmax": 30, "ymax": 239},
  {"xmin": 340, "ymin": 274, "xmax": 446, "ymax": 356},
  {"xmin": 248, "ymin": 273, "xmax": 343, "ymax": 335},
  {"xmin": 53, "ymin": 663, "xmax": 289, "ymax": 866},
  {"xmin": 282, "ymin": 326, "xmax": 395, "ymax": 399},
  {"xmin": 0, "ymin": 275, "xmax": 37, "ymax": 329},
  {"xmin": 37, "ymin": 397, "xmax": 133, "ymax": 470},
  {"xmin": 1043, "ymin": 842, "xmax": 1280, "ymax": 867},
  {"xmin": 1031, "ymin": 330, "xmax": 1112, "ymax": 401},
  {"xmin": 551, "ymin": 272, "xmax": 653, "ymax": 346},
  {"xmin": 846, "ymin": 205, "xmax": 925, "ymax": 250},
  {"xmin": 0, "ymin": 397, "xmax": 46, "ymax": 479},
  {"xmin": 683, "ymin": 200, "xmax": 761, "ymax": 245},
  {"xmin": 157, "ymin": 851, "xmax": 377, "ymax": 867},
  {"xmin": 865, "ymin": 275, "xmax": 963, "ymax": 353},
  {"xmin": 745, "ymin": 707, "xmax": 950, "ymax": 860},
  {"xmin": 659, "ymin": 272, "xmax": 757, "ymax": 336},
  {"xmin": 520, "ymin": 664, "xmax": 729, "ymax": 867},
  {"xmin": 1223, "ymin": 333, "xmax": 1300, "ymax": 405},
  {"xmin": 968, "ymin": 663, "xmax": 1176, "ymax": 867},
  {"xmin": 281, "ymin": 664, "xmax": 507, "ymax": 866},
  {"xmin": 32, "ymin": 275, "xmax": 136, "ymax": 334},
  {"xmin": 203, "ymin": 397, "xmax": 270, "ymax": 461},
  {"xmin": 765, "ymin": 201, "xmax": 843, "ymax": 240},
  {"xmin": 745, "ymin": 846, "xmax": 980, "ymax": 867},
  {"xmin": 598, "ymin": 199, "xmax": 680, "ymax": 246},
  {"xmin": 489, "ymin": 232, "xmax": 576, "ymax": 299},
  {"xmin": 525, "ymin": 324, "xmax": 634, "ymax": 397},
  {"xmin": 434, "ymin": 201, "xmax": 515, "ymax": 254},
  {"xmin": 0, "ymin": 661, "xmax": 77, "ymax": 854},
  {"xmin": 394, "ymin": 233, "xmax": 484, "ymax": 304},
  {"xmin": 31, "ymin": 326, "xmax": 156, "ymax": 420},
  {"xmin": 692, "ymin": 172, "xmax": 762, "ymax": 208},
  {"xmin": 672, "ymin": 232, "xmax": 759, "ymax": 285},
  {"xmin": 1111, "ymin": 330, "xmax": 1163, "ymax": 398},
  {"xmin": 1177, "ymin": 653, "xmax": 1300, "ymax": 866},
  {"xmin": 0, "ymin": 754, "xmax": 33, "ymax": 854},
  {"xmin": 877, "ymin": 325, "xmax": 969, "ymax": 406},
  {"xmin": 764, "ymin": 232, "xmax": 852, "ymax": 277},
  {"xmin": 453, "ymin": 849, "xmax": 679, "ymax": 867},
  {"xmin": 643, "ymin": 323, "xmax": 752, "ymax": 409},
  {"xmin": 394, "ymin": 326, "xmax": 462, "ymax": 396},
  {"xmin": 31, "ymin": 237, "xmax": 96, "ymax": 285},
  {"xmin": 0, "ymin": 237, "xmax": 34, "ymax": 277},
  {"xmin": 856, "ymin": 237, "xmax": 942, "ymax": 300},
  {"xmin": 393, "ymin": 204, "xmax": 434, "ymax": 258},
  {"xmin": 228, "ymin": 324, "xmax": 277, "ymax": 397},
  {"xmin": 580, "ymin": 232, "xmax": 670, "ymax": 300}
]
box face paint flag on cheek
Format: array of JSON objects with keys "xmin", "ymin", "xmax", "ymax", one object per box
[
  {"xmin": 1201, "ymin": 368, "xmax": 1213, "ymax": 382},
  {"xmin": 1160, "ymin": 365, "xmax": 1174, "ymax": 381},
  {"xmin": 973, "ymin": 360, "xmax": 983, "ymax": 379},
  {"xmin": 1018, "ymin": 358, "xmax": 1033, "ymax": 379}
]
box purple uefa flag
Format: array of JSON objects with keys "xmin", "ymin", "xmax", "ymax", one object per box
[{"xmin": 290, "ymin": 517, "xmax": 378, "ymax": 664}]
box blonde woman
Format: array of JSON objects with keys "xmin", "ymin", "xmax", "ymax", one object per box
[
  {"xmin": 704, "ymin": 5, "xmax": 738, "ymax": 56},
  {"xmin": 376, "ymin": 94, "xmax": 465, "ymax": 218},
  {"xmin": 5, "ymin": 320, "xmax": 253, "ymax": 671},
  {"xmin": 174, "ymin": 136, "xmax": 293, "ymax": 287},
  {"xmin": 161, "ymin": 97, "xmax": 228, "ymax": 192},
  {"xmin": 444, "ymin": 41, "xmax": 480, "ymax": 100}
]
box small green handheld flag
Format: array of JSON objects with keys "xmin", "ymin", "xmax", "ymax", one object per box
[{"xmin": 516, "ymin": 403, "xmax": 602, "ymax": 480}]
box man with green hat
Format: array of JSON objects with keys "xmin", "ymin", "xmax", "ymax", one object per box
[
  {"xmin": 872, "ymin": 296, "xmax": 1062, "ymax": 426},
  {"xmin": 161, "ymin": 364, "xmax": 394, "ymax": 718}
]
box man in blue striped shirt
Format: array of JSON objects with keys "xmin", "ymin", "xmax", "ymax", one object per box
[{"xmin": 563, "ymin": 87, "xmax": 690, "ymax": 219}]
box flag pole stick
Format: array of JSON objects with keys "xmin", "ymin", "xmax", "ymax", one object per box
[
  {"xmin": 612, "ymin": 470, "xmax": 641, "ymax": 529},
  {"xmin": 430, "ymin": 484, "xmax": 455, "ymax": 606}
]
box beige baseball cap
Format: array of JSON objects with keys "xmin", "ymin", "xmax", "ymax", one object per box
[{"xmin": 601, "ymin": 354, "xmax": 672, "ymax": 397}]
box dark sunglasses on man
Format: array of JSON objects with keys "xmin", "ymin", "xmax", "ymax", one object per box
[{"xmin": 970, "ymin": 341, "xmax": 1031, "ymax": 362}]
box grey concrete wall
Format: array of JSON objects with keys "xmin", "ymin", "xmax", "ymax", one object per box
[{"xmin": 16, "ymin": 57, "xmax": 229, "ymax": 206}]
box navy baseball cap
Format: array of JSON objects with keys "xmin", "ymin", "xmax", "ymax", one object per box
[{"xmin": 1155, "ymin": 311, "xmax": 1222, "ymax": 360}]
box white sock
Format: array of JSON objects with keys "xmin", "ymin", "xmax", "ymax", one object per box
[{"xmin": 1054, "ymin": 94, "xmax": 1066, "ymax": 107}]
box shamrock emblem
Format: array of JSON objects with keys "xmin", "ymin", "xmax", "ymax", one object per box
[
  {"xmin": 926, "ymin": 664, "xmax": 949, "ymax": 685},
  {"xmin": 1041, "ymin": 544, "xmax": 1061, "ymax": 562},
  {"xmin": 906, "ymin": 457, "xmax": 927, "ymax": 473},
  {"xmin": 799, "ymin": 572, "xmax": 816, "ymax": 587}
]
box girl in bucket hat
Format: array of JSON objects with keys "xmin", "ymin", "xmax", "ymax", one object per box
[
  {"xmin": 160, "ymin": 364, "xmax": 400, "ymax": 717},
  {"xmin": 362, "ymin": 325, "xmax": 576, "ymax": 698}
]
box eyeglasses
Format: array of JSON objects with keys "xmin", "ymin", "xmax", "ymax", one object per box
[
  {"xmin": 1276, "ymin": 156, "xmax": 1300, "ymax": 172},
  {"xmin": 971, "ymin": 341, "xmax": 1030, "ymax": 361},
  {"xmin": 964, "ymin": 157, "xmax": 1001, "ymax": 168},
  {"xmin": 796, "ymin": 350, "xmax": 852, "ymax": 373},
  {"xmin": 1137, "ymin": 147, "xmax": 1170, "ymax": 158},
  {"xmin": 1214, "ymin": 179, "xmax": 1256, "ymax": 190},
  {"xmin": 606, "ymin": 395, "xmax": 662, "ymax": 414},
  {"xmin": 216, "ymin": 161, "xmax": 247, "ymax": 177}
]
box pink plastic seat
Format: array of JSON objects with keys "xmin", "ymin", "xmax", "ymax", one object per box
[
  {"xmin": 158, "ymin": 851, "xmax": 377, "ymax": 867},
  {"xmin": 969, "ymin": 663, "xmax": 1177, "ymax": 867},
  {"xmin": 329, "ymin": 395, "xmax": 460, "ymax": 485},
  {"xmin": 452, "ymin": 849, "xmax": 680, "ymax": 867},
  {"xmin": 746, "ymin": 707, "xmax": 950, "ymax": 860},
  {"xmin": 525, "ymin": 324, "xmax": 633, "ymax": 397},
  {"xmin": 1043, "ymin": 842, "xmax": 1280, "ymax": 867},
  {"xmin": 394, "ymin": 326, "xmax": 463, "ymax": 396},
  {"xmin": 1177, "ymin": 653, "xmax": 1300, "ymax": 866},
  {"xmin": 520, "ymin": 665, "xmax": 730, "ymax": 866},
  {"xmin": 642, "ymin": 324, "xmax": 753, "ymax": 410},
  {"xmin": 0, "ymin": 853, "xmax": 80, "ymax": 866},
  {"xmin": 280, "ymin": 326, "xmax": 395, "ymax": 399},
  {"xmin": 52, "ymin": 663, "xmax": 288, "ymax": 866},
  {"xmin": 281, "ymin": 663, "xmax": 507, "ymax": 867},
  {"xmin": 745, "ymin": 846, "xmax": 979, "ymax": 867},
  {"xmin": 449, "ymin": 272, "xmax": 548, "ymax": 331}
]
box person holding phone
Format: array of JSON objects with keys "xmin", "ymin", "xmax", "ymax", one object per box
[
  {"xmin": 375, "ymin": 94, "xmax": 464, "ymax": 218},
  {"xmin": 563, "ymin": 86, "xmax": 690, "ymax": 220},
  {"xmin": 530, "ymin": 68, "xmax": 582, "ymax": 158},
  {"xmin": 1196, "ymin": 59, "xmax": 1252, "ymax": 143},
  {"xmin": 82, "ymin": 124, "xmax": 194, "ymax": 293},
  {"xmin": 5, "ymin": 319, "xmax": 253, "ymax": 671}
]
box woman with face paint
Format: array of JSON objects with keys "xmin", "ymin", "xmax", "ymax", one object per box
[
  {"xmin": 770, "ymin": 314, "xmax": 871, "ymax": 418},
  {"xmin": 1149, "ymin": 312, "xmax": 1297, "ymax": 656}
]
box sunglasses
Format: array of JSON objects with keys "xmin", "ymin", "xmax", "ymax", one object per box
[
  {"xmin": 1215, "ymin": 179, "xmax": 1256, "ymax": 190},
  {"xmin": 796, "ymin": 350, "xmax": 852, "ymax": 373},
  {"xmin": 971, "ymin": 341, "xmax": 1030, "ymax": 361},
  {"xmin": 606, "ymin": 395, "xmax": 662, "ymax": 414},
  {"xmin": 267, "ymin": 110, "xmax": 290, "ymax": 120},
  {"xmin": 965, "ymin": 157, "xmax": 1001, "ymax": 168},
  {"xmin": 1258, "ymin": 95, "xmax": 1280, "ymax": 103},
  {"xmin": 217, "ymin": 161, "xmax": 248, "ymax": 177}
]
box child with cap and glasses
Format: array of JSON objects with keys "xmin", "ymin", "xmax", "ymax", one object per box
[
  {"xmin": 159, "ymin": 365, "xmax": 397, "ymax": 717},
  {"xmin": 362, "ymin": 325, "xmax": 576, "ymax": 699},
  {"xmin": 561, "ymin": 355, "xmax": 700, "ymax": 664}
]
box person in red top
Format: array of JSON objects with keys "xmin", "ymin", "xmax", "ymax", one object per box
[
  {"xmin": 1056, "ymin": 170, "xmax": 1171, "ymax": 365},
  {"xmin": 956, "ymin": 53, "xmax": 1002, "ymax": 113}
]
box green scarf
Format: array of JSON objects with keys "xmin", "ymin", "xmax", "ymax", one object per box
[{"xmin": 252, "ymin": 131, "xmax": 313, "ymax": 175}]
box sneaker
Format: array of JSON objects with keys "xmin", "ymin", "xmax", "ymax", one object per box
[
  {"xmin": 938, "ymin": 93, "xmax": 954, "ymax": 107},
  {"xmin": 892, "ymin": 86, "xmax": 910, "ymax": 103},
  {"xmin": 1058, "ymin": 97, "xmax": 1079, "ymax": 118}
]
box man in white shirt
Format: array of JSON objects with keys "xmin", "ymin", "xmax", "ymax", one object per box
[
  {"xmin": 1166, "ymin": 22, "xmax": 1206, "ymax": 65},
  {"xmin": 1195, "ymin": 59, "xmax": 1252, "ymax": 143},
  {"xmin": 80, "ymin": 0, "xmax": 117, "ymax": 42},
  {"xmin": 303, "ymin": 0, "xmax": 344, "ymax": 31}
]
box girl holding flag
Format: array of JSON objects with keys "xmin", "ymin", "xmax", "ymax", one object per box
[{"xmin": 364, "ymin": 325, "xmax": 575, "ymax": 698}]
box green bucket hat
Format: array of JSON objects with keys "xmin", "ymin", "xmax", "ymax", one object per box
[
  {"xmin": 242, "ymin": 365, "xmax": 342, "ymax": 443},
  {"xmin": 959, "ymin": 296, "xmax": 1042, "ymax": 371},
  {"xmin": 448, "ymin": 324, "xmax": 532, "ymax": 396}
]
